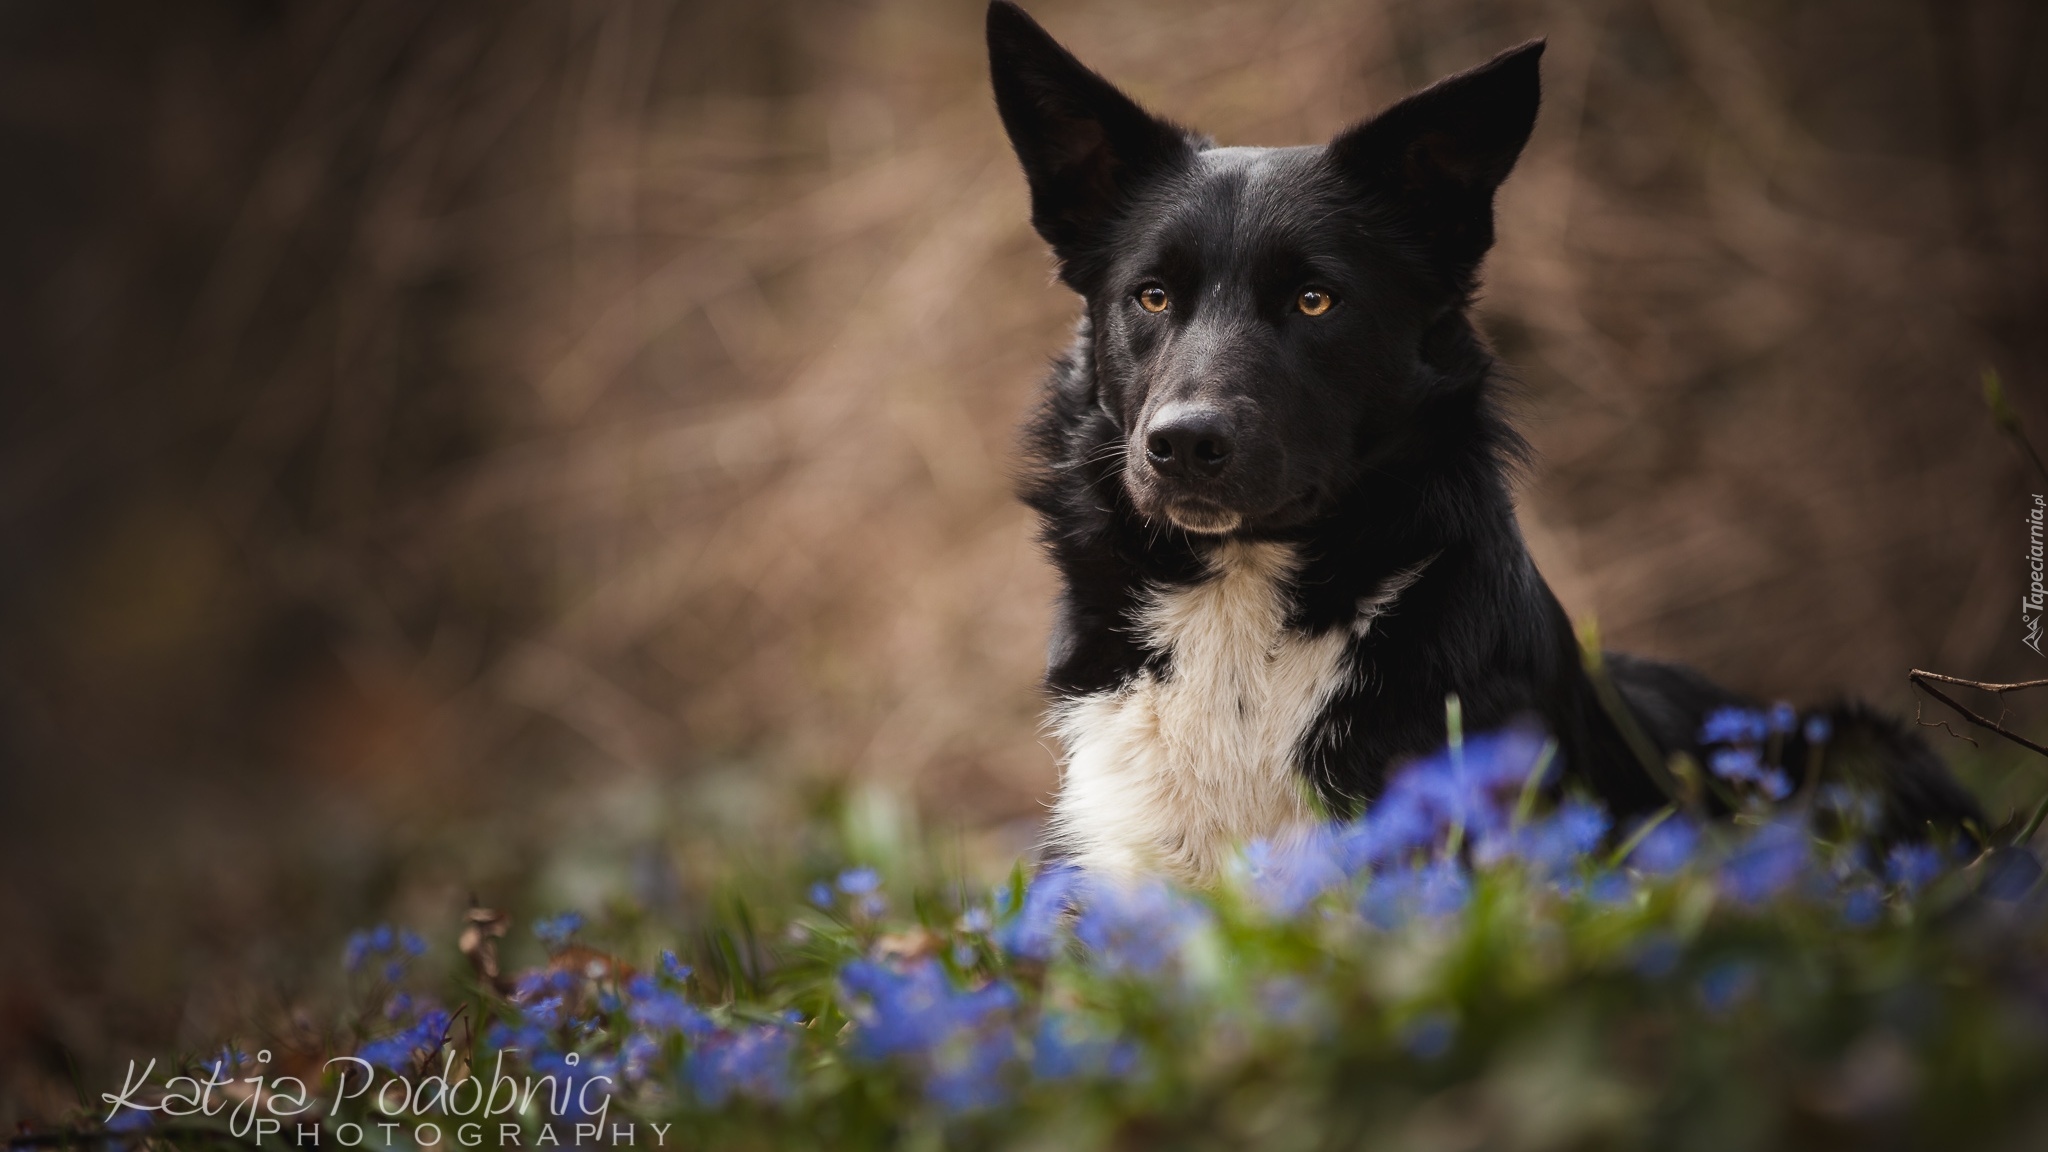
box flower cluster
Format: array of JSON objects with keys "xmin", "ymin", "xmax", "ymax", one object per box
[
  {"xmin": 1227, "ymin": 725, "xmax": 1608, "ymax": 923},
  {"xmin": 1698, "ymin": 701, "xmax": 1831, "ymax": 802},
  {"xmin": 684, "ymin": 1020, "xmax": 798, "ymax": 1107},
  {"xmin": 840, "ymin": 958, "xmax": 1022, "ymax": 1109},
  {"xmin": 831, "ymin": 926, "xmax": 1146, "ymax": 1111},
  {"xmin": 343, "ymin": 923, "xmax": 427, "ymax": 980},
  {"xmin": 358, "ymin": 1009, "xmax": 452, "ymax": 1072},
  {"xmin": 156, "ymin": 716, "xmax": 2041, "ymax": 1149},
  {"xmin": 812, "ymin": 867, "xmax": 889, "ymax": 917},
  {"xmin": 464, "ymin": 939, "xmax": 804, "ymax": 1113},
  {"xmin": 533, "ymin": 911, "xmax": 585, "ymax": 950},
  {"xmin": 789, "ymin": 706, "xmax": 2028, "ymax": 1121}
]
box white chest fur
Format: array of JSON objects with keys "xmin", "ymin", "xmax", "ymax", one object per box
[{"xmin": 1048, "ymin": 540, "xmax": 1356, "ymax": 883}]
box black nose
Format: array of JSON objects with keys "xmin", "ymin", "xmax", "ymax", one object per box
[{"xmin": 1144, "ymin": 410, "xmax": 1235, "ymax": 479}]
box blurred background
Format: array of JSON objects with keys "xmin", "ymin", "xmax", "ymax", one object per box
[{"xmin": 1, "ymin": 0, "xmax": 2042, "ymax": 1123}]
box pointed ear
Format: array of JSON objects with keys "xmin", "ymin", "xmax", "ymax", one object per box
[
  {"xmin": 1329, "ymin": 40, "xmax": 1544, "ymax": 287},
  {"xmin": 987, "ymin": 2, "xmax": 1192, "ymax": 286}
]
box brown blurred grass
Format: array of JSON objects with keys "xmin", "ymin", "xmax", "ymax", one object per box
[{"xmin": 0, "ymin": 0, "xmax": 2043, "ymax": 1124}]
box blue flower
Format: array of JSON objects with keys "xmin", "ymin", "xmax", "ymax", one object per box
[
  {"xmin": 357, "ymin": 1010, "xmax": 450, "ymax": 1071},
  {"xmin": 832, "ymin": 868, "xmax": 885, "ymax": 916},
  {"xmin": 105, "ymin": 1109, "xmax": 153, "ymax": 1133},
  {"xmin": 685, "ymin": 1024, "xmax": 795, "ymax": 1107},
  {"xmin": 1700, "ymin": 707, "xmax": 1769, "ymax": 746},
  {"xmin": 344, "ymin": 923, "xmax": 421, "ymax": 974},
  {"xmin": 1073, "ymin": 880, "xmax": 1211, "ymax": 975},
  {"xmin": 1361, "ymin": 860, "xmax": 1470, "ymax": 929},
  {"xmin": 839, "ymin": 958, "xmax": 1019, "ymax": 1061},
  {"xmin": 1885, "ymin": 842, "xmax": 1946, "ymax": 894},
  {"xmin": 1707, "ymin": 745, "xmax": 1791, "ymax": 800},
  {"xmin": 1031, "ymin": 1013, "xmax": 1135, "ymax": 1081},
  {"xmin": 1766, "ymin": 701, "xmax": 1798, "ymax": 735},
  {"xmin": 1708, "ymin": 745, "xmax": 1761, "ymax": 782},
  {"xmin": 619, "ymin": 1032, "xmax": 660, "ymax": 1083},
  {"xmin": 1411, "ymin": 862, "xmax": 1473, "ymax": 918},
  {"xmin": 659, "ymin": 949, "xmax": 692, "ymax": 983},
  {"xmin": 1475, "ymin": 798, "xmax": 1609, "ymax": 877},
  {"xmin": 356, "ymin": 1035, "xmax": 415, "ymax": 1071},
  {"xmin": 995, "ymin": 865, "xmax": 1082, "ymax": 961},
  {"xmin": 1335, "ymin": 725, "xmax": 1556, "ymax": 872},
  {"xmin": 532, "ymin": 1050, "xmax": 618, "ymax": 1117},
  {"xmin": 1719, "ymin": 821, "xmax": 1809, "ymax": 904},
  {"xmin": 1841, "ymin": 886, "xmax": 1884, "ymax": 927},
  {"xmin": 484, "ymin": 1018, "xmax": 552, "ymax": 1056},
  {"xmin": 926, "ymin": 1027, "xmax": 1017, "ymax": 1113},
  {"xmin": 1332, "ymin": 791, "xmax": 1436, "ymax": 872},
  {"xmin": 1627, "ymin": 817, "xmax": 1699, "ymax": 875},
  {"xmin": 344, "ymin": 931, "xmax": 373, "ymax": 972},
  {"xmin": 836, "ymin": 867, "xmax": 881, "ymax": 896},
  {"xmin": 513, "ymin": 968, "xmax": 578, "ymax": 1002},
  {"xmin": 808, "ymin": 882, "xmax": 835, "ymax": 908},
  {"xmin": 525, "ymin": 996, "xmax": 566, "ymax": 1029},
  {"xmin": 1802, "ymin": 713, "xmax": 1833, "ymax": 744},
  {"xmin": 1240, "ymin": 832, "xmax": 1347, "ymax": 915},
  {"xmin": 1564, "ymin": 871, "xmax": 1635, "ymax": 904},
  {"xmin": 625, "ymin": 978, "xmax": 714, "ymax": 1037},
  {"xmin": 838, "ymin": 958, "xmax": 1026, "ymax": 1107},
  {"xmin": 960, "ymin": 905, "xmax": 994, "ymax": 934},
  {"xmin": 533, "ymin": 913, "xmax": 584, "ymax": 949}
]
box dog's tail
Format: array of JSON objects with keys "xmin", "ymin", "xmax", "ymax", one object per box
[{"xmin": 1602, "ymin": 653, "xmax": 1985, "ymax": 844}]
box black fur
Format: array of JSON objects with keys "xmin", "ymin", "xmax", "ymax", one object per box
[{"xmin": 987, "ymin": 2, "xmax": 1981, "ymax": 837}]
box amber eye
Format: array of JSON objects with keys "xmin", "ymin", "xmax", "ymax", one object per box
[
  {"xmin": 1136, "ymin": 285, "xmax": 1170, "ymax": 313},
  {"xmin": 1297, "ymin": 288, "xmax": 1334, "ymax": 316}
]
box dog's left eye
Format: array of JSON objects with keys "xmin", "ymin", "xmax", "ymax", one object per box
[
  {"xmin": 1296, "ymin": 289, "xmax": 1335, "ymax": 316},
  {"xmin": 1136, "ymin": 285, "xmax": 1170, "ymax": 313}
]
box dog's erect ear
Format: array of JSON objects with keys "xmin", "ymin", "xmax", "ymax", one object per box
[
  {"xmin": 1330, "ymin": 40, "xmax": 1544, "ymax": 287},
  {"xmin": 987, "ymin": 2, "xmax": 1191, "ymax": 286}
]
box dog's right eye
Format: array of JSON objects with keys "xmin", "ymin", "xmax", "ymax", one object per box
[
  {"xmin": 1136, "ymin": 285, "xmax": 1170, "ymax": 313},
  {"xmin": 1296, "ymin": 288, "xmax": 1335, "ymax": 316}
]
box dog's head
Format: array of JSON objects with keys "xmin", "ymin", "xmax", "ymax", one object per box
[{"xmin": 988, "ymin": 2, "xmax": 1541, "ymax": 534}]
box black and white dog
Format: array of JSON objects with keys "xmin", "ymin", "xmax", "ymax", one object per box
[{"xmin": 985, "ymin": 2, "xmax": 1980, "ymax": 882}]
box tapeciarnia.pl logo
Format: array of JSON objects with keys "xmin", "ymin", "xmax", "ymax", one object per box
[
  {"xmin": 2028, "ymin": 495, "xmax": 2045, "ymax": 657},
  {"xmin": 100, "ymin": 1050, "xmax": 671, "ymax": 1147}
]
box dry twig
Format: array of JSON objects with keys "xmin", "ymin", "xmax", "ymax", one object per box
[
  {"xmin": 1909, "ymin": 669, "xmax": 2048, "ymax": 845},
  {"xmin": 1908, "ymin": 669, "xmax": 2048, "ymax": 759}
]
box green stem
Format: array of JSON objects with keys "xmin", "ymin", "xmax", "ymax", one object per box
[
  {"xmin": 1577, "ymin": 617, "xmax": 1688, "ymax": 808},
  {"xmin": 2020, "ymin": 790, "xmax": 2048, "ymax": 848},
  {"xmin": 1444, "ymin": 693, "xmax": 1466, "ymax": 860},
  {"xmin": 1609, "ymin": 805, "xmax": 1678, "ymax": 870},
  {"xmin": 1984, "ymin": 366, "xmax": 2048, "ymax": 487},
  {"xmin": 1512, "ymin": 739, "xmax": 1560, "ymax": 831}
]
